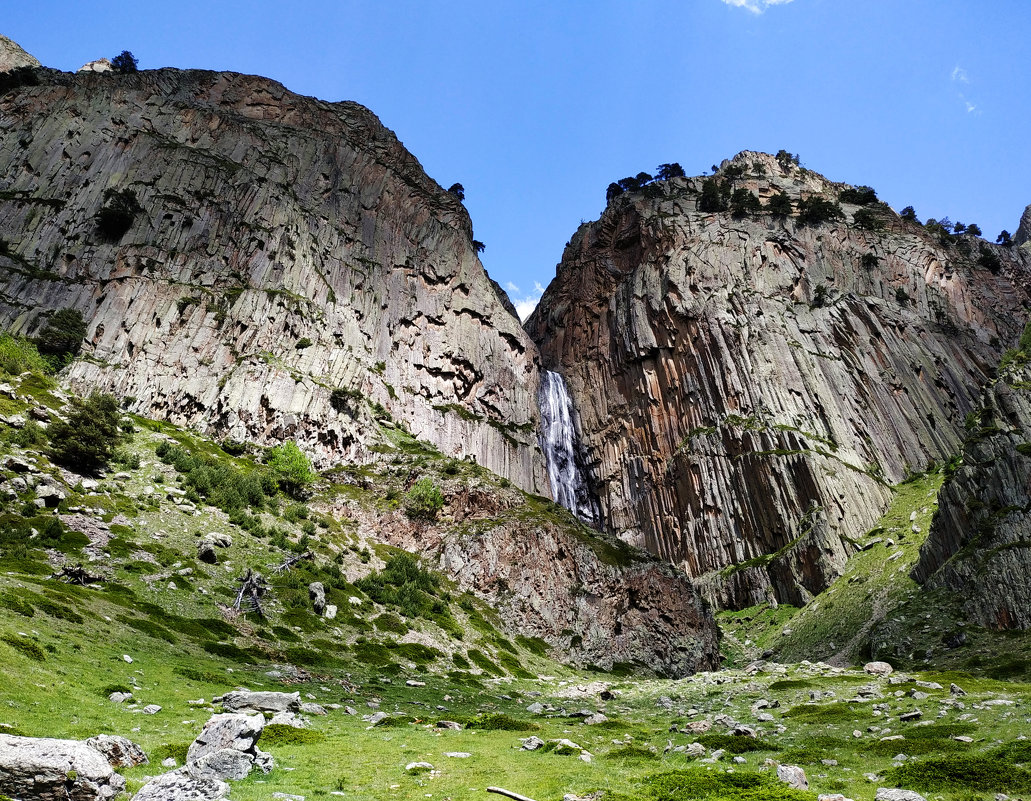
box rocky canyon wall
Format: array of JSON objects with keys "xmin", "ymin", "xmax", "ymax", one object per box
[
  {"xmin": 527, "ymin": 151, "xmax": 1031, "ymax": 609},
  {"xmin": 0, "ymin": 67, "xmax": 548, "ymax": 493}
]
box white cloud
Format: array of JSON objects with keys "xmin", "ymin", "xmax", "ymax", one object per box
[
  {"xmin": 951, "ymin": 66, "xmax": 969, "ymax": 83},
  {"xmin": 513, "ymin": 281, "xmax": 546, "ymax": 321},
  {"xmin": 965, "ymin": 101, "xmax": 977, "ymax": 113},
  {"xmin": 505, "ymin": 280, "xmax": 519, "ymax": 293},
  {"xmin": 721, "ymin": 0, "xmax": 794, "ymax": 13}
]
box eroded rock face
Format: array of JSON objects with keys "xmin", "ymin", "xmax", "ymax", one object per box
[
  {"xmin": 0, "ymin": 733, "xmax": 126, "ymax": 800},
  {"xmin": 527, "ymin": 151, "xmax": 1031, "ymax": 609},
  {"xmin": 0, "ymin": 35, "xmax": 40, "ymax": 71},
  {"xmin": 0, "ymin": 68, "xmax": 546, "ymax": 494},
  {"xmin": 912, "ymin": 362, "xmax": 1031, "ymax": 629},
  {"xmin": 372, "ymin": 492, "xmax": 720, "ymax": 676}
]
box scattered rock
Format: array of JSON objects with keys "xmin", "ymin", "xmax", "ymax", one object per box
[
  {"xmin": 197, "ymin": 540, "xmax": 218, "ymax": 564},
  {"xmin": 133, "ymin": 766, "xmax": 230, "ymax": 801},
  {"xmin": 520, "ymin": 736, "xmax": 545, "ymax": 751},
  {"xmin": 444, "ymin": 752, "xmax": 472, "ymax": 758},
  {"xmin": 526, "ymin": 702, "xmax": 545, "ymax": 714},
  {"xmin": 436, "ymin": 721, "xmax": 463, "ymax": 730},
  {"xmin": 0, "ymin": 733, "xmax": 126, "ymax": 800},
  {"xmin": 864, "ymin": 662, "xmax": 894, "ymax": 676},
  {"xmin": 300, "ymin": 703, "xmax": 327, "ymax": 716},
  {"xmin": 309, "ymin": 582, "xmax": 326, "ymax": 615},
  {"xmin": 406, "ymin": 761, "xmax": 434, "ymax": 773},
  {"xmin": 187, "ymin": 713, "xmax": 264, "ymax": 763},
  {"xmin": 951, "ymin": 683, "xmax": 967, "ymax": 696},
  {"xmin": 191, "ymin": 747, "xmax": 255, "ymax": 781},
  {"xmin": 875, "ymin": 790, "xmax": 927, "ymax": 801},
  {"xmin": 584, "ymin": 713, "xmax": 609, "ymax": 726},
  {"xmin": 142, "ymin": 704, "xmax": 162, "ymax": 715},
  {"xmin": 900, "ymin": 710, "xmax": 922, "ymax": 722},
  {"xmin": 405, "ymin": 680, "xmax": 426, "ymax": 687},
  {"xmin": 777, "ymin": 764, "xmax": 808, "ymax": 790},
  {"xmin": 219, "ymin": 691, "xmax": 300, "ymax": 714},
  {"xmin": 85, "ymin": 734, "xmax": 148, "ymax": 768},
  {"xmin": 109, "ymin": 691, "xmax": 133, "ymax": 704}
]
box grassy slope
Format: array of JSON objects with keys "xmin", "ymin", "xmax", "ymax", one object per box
[{"xmin": 1, "ymin": 352, "xmax": 1031, "ymax": 801}]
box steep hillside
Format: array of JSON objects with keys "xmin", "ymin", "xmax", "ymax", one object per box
[
  {"xmin": 527, "ymin": 151, "xmax": 1031, "ymax": 610},
  {"xmin": 0, "ymin": 65, "xmax": 547, "ymax": 493},
  {"xmin": 912, "ymin": 333, "xmax": 1031, "ymax": 630}
]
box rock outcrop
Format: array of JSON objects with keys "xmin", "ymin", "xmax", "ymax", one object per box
[
  {"xmin": 527, "ymin": 151, "xmax": 1031, "ymax": 609},
  {"xmin": 912, "ymin": 357, "xmax": 1031, "ymax": 629},
  {"xmin": 0, "ymin": 35, "xmax": 40, "ymax": 72},
  {"xmin": 362, "ymin": 486, "xmax": 720, "ymax": 676},
  {"xmin": 0, "ymin": 733, "xmax": 126, "ymax": 800},
  {"xmin": 0, "ymin": 66, "xmax": 547, "ymax": 494}
]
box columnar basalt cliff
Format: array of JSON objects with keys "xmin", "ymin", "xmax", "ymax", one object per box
[
  {"xmin": 527, "ymin": 151, "xmax": 1031, "ymax": 610},
  {"xmin": 0, "ymin": 66, "xmax": 547, "ymax": 492},
  {"xmin": 912, "ymin": 358, "xmax": 1031, "ymax": 630}
]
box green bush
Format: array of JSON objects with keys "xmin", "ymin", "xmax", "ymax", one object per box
[
  {"xmin": 765, "ymin": 192, "xmax": 793, "ymax": 216},
  {"xmin": 404, "ymin": 478, "xmax": 444, "ymax": 520},
  {"xmin": 34, "ymin": 308, "xmax": 87, "ymax": 369},
  {"xmin": 796, "ymin": 196, "xmax": 844, "ymax": 226},
  {"xmin": 466, "ymin": 713, "xmax": 537, "ymax": 731},
  {"xmin": 645, "ymin": 767, "xmax": 812, "ymax": 801},
  {"xmin": 729, "ymin": 188, "xmax": 761, "ymax": 217},
  {"xmin": 267, "ymin": 442, "xmax": 314, "ymax": 498},
  {"xmin": 698, "ymin": 178, "xmax": 730, "ymax": 213},
  {"xmin": 155, "ymin": 441, "xmax": 269, "ymax": 512},
  {"xmin": 839, "ymin": 185, "xmax": 878, "ymax": 205},
  {"xmin": 48, "ymin": 391, "xmax": 121, "ymax": 472},
  {"xmin": 95, "ymin": 188, "xmax": 142, "ymax": 240},
  {"xmin": 356, "ymin": 552, "xmax": 454, "ymax": 626},
  {"xmin": 694, "ymin": 734, "xmax": 778, "ymax": 754},
  {"xmin": 0, "ymin": 332, "xmax": 49, "ymax": 375},
  {"xmin": 884, "ymin": 755, "xmax": 1031, "ymax": 793}
]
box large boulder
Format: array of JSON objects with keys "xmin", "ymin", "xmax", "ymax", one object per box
[
  {"xmin": 0, "ymin": 733, "xmax": 126, "ymax": 800},
  {"xmin": 186, "ymin": 713, "xmax": 264, "ymax": 763},
  {"xmin": 219, "ymin": 691, "xmax": 300, "ymax": 714},
  {"xmin": 132, "ymin": 766, "xmax": 229, "ymax": 800},
  {"xmin": 85, "ymin": 734, "xmax": 148, "ymax": 768},
  {"xmin": 191, "ymin": 748, "xmax": 254, "ymax": 781}
]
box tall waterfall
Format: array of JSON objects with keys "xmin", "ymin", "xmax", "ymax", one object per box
[{"xmin": 539, "ymin": 370, "xmax": 600, "ymax": 527}]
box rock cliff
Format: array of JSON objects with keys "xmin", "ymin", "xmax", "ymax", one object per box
[
  {"xmin": 912, "ymin": 353, "xmax": 1031, "ymax": 629},
  {"xmin": 527, "ymin": 151, "xmax": 1031, "ymax": 610},
  {"xmin": 0, "ymin": 66, "xmax": 547, "ymax": 493},
  {"xmin": 0, "ymin": 35, "xmax": 40, "ymax": 72}
]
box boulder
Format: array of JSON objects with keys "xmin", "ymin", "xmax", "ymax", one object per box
[
  {"xmin": 219, "ymin": 691, "xmax": 300, "ymax": 714},
  {"xmin": 132, "ymin": 766, "xmax": 230, "ymax": 800},
  {"xmin": 186, "ymin": 713, "xmax": 264, "ymax": 763},
  {"xmin": 776, "ymin": 764, "xmax": 808, "ymax": 790},
  {"xmin": 191, "ymin": 747, "xmax": 255, "ymax": 781},
  {"xmin": 0, "ymin": 733, "xmax": 126, "ymax": 800},
  {"xmin": 85, "ymin": 734, "xmax": 148, "ymax": 768},
  {"xmin": 875, "ymin": 790, "xmax": 927, "ymax": 801},
  {"xmin": 197, "ymin": 541, "xmax": 218, "ymax": 564},
  {"xmin": 309, "ymin": 582, "xmax": 326, "ymax": 615},
  {"xmin": 78, "ymin": 58, "xmax": 113, "ymax": 73},
  {"xmin": 864, "ymin": 662, "xmax": 895, "ymax": 676}
]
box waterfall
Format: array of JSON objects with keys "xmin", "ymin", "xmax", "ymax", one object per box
[{"xmin": 539, "ymin": 370, "xmax": 600, "ymax": 526}]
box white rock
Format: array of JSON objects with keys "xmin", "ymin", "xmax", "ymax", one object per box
[
  {"xmin": 777, "ymin": 765, "xmax": 808, "ymax": 790},
  {"xmin": 864, "ymin": 661, "xmax": 894, "ymax": 676},
  {"xmin": 875, "ymin": 790, "xmax": 927, "ymax": 801}
]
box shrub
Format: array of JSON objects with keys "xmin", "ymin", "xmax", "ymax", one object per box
[
  {"xmin": 694, "ymin": 733, "xmax": 778, "ymax": 754},
  {"xmin": 861, "ymin": 252, "xmax": 880, "ymax": 270},
  {"xmin": 729, "ymin": 188, "xmax": 761, "ymax": 217},
  {"xmin": 34, "ymin": 308, "xmax": 87, "ymax": 367},
  {"xmin": 896, "ymin": 286, "xmax": 912, "ymax": 305},
  {"xmin": 884, "ymin": 755, "xmax": 1031, "ymax": 793},
  {"xmin": 356, "ymin": 552, "xmax": 452, "ymax": 623},
  {"xmin": 111, "ymin": 51, "xmax": 139, "ymax": 73},
  {"xmin": 404, "ymin": 478, "xmax": 444, "ymax": 520},
  {"xmin": 155, "ymin": 441, "xmax": 269, "ymax": 513},
  {"xmin": 698, "ymin": 178, "xmax": 729, "ymax": 213},
  {"xmin": 852, "ymin": 207, "xmax": 883, "ymax": 230},
  {"xmin": 645, "ymin": 767, "xmax": 812, "ymax": 801},
  {"xmin": 900, "ymin": 205, "xmax": 919, "ymax": 223},
  {"xmin": 95, "ymin": 188, "xmax": 142, "ymax": 240},
  {"xmin": 447, "ymin": 183, "xmax": 465, "ymax": 200},
  {"xmin": 0, "ymin": 66, "xmax": 40, "ymax": 93},
  {"xmin": 765, "ymin": 192, "xmax": 794, "ymax": 216},
  {"xmin": 0, "ymin": 332, "xmax": 49, "ymax": 375},
  {"xmin": 796, "ymin": 195, "xmax": 844, "ymax": 226},
  {"xmin": 48, "ymin": 391, "xmax": 121, "ymax": 472},
  {"xmin": 977, "ymin": 245, "xmax": 1002, "ymax": 274},
  {"xmin": 656, "ymin": 163, "xmax": 685, "ymax": 181},
  {"xmin": 839, "ymin": 185, "xmax": 878, "ymax": 205},
  {"xmin": 466, "ymin": 713, "xmax": 537, "ymax": 731},
  {"xmin": 266, "ymin": 442, "xmax": 314, "ymax": 498},
  {"xmin": 811, "ymin": 284, "xmax": 830, "ymax": 308}
]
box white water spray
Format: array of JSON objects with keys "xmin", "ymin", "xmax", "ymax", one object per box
[{"xmin": 539, "ymin": 370, "xmax": 599, "ymax": 526}]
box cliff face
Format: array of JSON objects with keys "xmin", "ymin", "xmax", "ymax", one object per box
[
  {"xmin": 527, "ymin": 151, "xmax": 1031, "ymax": 610},
  {"xmin": 0, "ymin": 68, "xmax": 547, "ymax": 493},
  {"xmin": 0, "ymin": 35, "xmax": 40, "ymax": 71},
  {"xmin": 912, "ymin": 358, "xmax": 1031, "ymax": 629}
]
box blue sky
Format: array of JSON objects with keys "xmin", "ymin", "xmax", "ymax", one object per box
[{"xmin": 7, "ymin": 1, "xmax": 1030, "ymax": 317}]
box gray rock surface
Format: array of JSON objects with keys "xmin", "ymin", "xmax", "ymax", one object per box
[
  {"xmin": 777, "ymin": 764, "xmax": 808, "ymax": 790},
  {"xmin": 186, "ymin": 712, "xmax": 264, "ymax": 763},
  {"xmin": 0, "ymin": 733, "xmax": 126, "ymax": 800},
  {"xmin": 0, "ymin": 35, "xmax": 40, "ymax": 71},
  {"xmin": 875, "ymin": 790, "xmax": 927, "ymax": 801},
  {"xmin": 132, "ymin": 766, "xmax": 230, "ymax": 800},
  {"xmin": 191, "ymin": 747, "xmax": 255, "ymax": 780},
  {"xmin": 912, "ymin": 362, "xmax": 1031, "ymax": 628},
  {"xmin": 527, "ymin": 150, "xmax": 1031, "ymax": 610},
  {"xmin": 85, "ymin": 733, "xmax": 148, "ymax": 767},
  {"xmin": 0, "ymin": 68, "xmax": 546, "ymax": 496},
  {"xmin": 220, "ymin": 690, "xmax": 300, "ymax": 713}
]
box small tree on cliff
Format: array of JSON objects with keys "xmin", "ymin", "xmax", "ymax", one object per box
[
  {"xmin": 447, "ymin": 183, "xmax": 465, "ymax": 201},
  {"xmin": 111, "ymin": 51, "xmax": 139, "ymax": 73}
]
